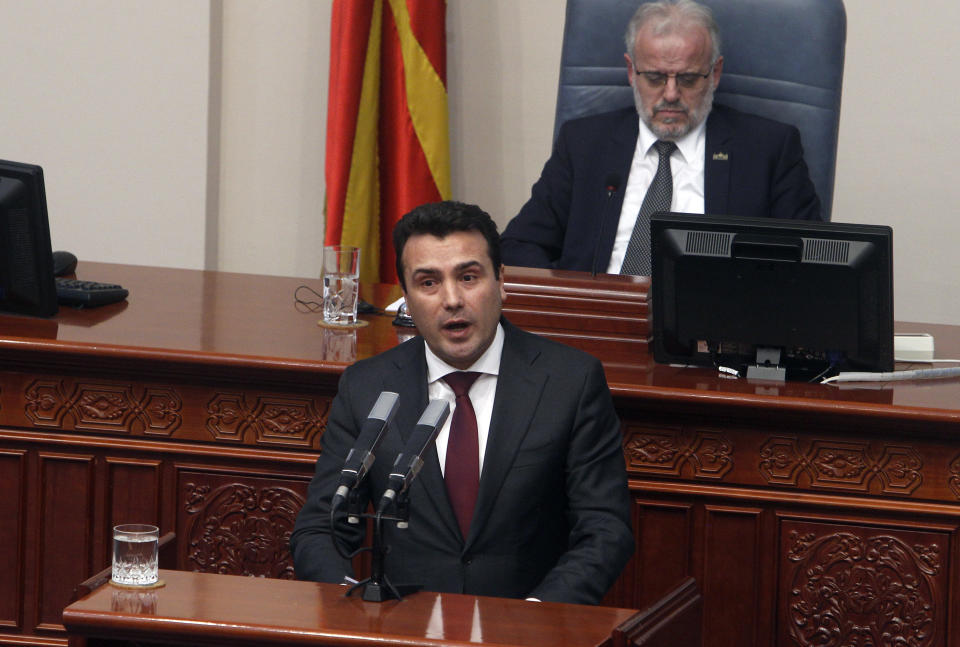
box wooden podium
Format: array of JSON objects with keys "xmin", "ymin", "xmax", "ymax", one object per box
[{"xmin": 62, "ymin": 570, "xmax": 642, "ymax": 647}]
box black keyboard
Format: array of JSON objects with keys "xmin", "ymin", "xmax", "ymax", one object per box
[{"xmin": 56, "ymin": 278, "xmax": 129, "ymax": 307}]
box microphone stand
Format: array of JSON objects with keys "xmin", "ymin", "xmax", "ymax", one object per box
[
  {"xmin": 341, "ymin": 493, "xmax": 422, "ymax": 602},
  {"xmin": 592, "ymin": 177, "xmax": 621, "ymax": 277},
  {"xmin": 336, "ymin": 399, "xmax": 447, "ymax": 602}
]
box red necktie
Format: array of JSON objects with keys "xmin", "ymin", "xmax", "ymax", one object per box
[{"xmin": 443, "ymin": 371, "xmax": 481, "ymax": 539}]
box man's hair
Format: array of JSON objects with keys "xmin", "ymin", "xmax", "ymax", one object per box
[
  {"xmin": 624, "ymin": 0, "xmax": 721, "ymax": 65},
  {"xmin": 393, "ymin": 200, "xmax": 502, "ymax": 289}
]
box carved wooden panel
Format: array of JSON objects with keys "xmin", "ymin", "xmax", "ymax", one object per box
[
  {"xmin": 25, "ymin": 380, "xmax": 182, "ymax": 436},
  {"xmin": 702, "ymin": 506, "xmax": 765, "ymax": 647},
  {"xmin": 14, "ymin": 373, "xmax": 332, "ymax": 451},
  {"xmin": 624, "ymin": 425, "xmax": 733, "ymax": 480},
  {"xmin": 0, "ymin": 450, "xmax": 25, "ymax": 630},
  {"xmin": 205, "ymin": 393, "xmax": 329, "ymax": 447},
  {"xmin": 36, "ymin": 453, "xmax": 95, "ymax": 631},
  {"xmin": 779, "ymin": 519, "xmax": 948, "ymax": 647},
  {"xmin": 205, "ymin": 393, "xmax": 247, "ymax": 442},
  {"xmin": 177, "ymin": 468, "xmax": 309, "ymax": 579},
  {"xmin": 947, "ymin": 453, "xmax": 960, "ymax": 501},
  {"xmin": 760, "ymin": 437, "xmax": 923, "ymax": 495},
  {"xmin": 24, "ymin": 380, "xmax": 68, "ymax": 428}
]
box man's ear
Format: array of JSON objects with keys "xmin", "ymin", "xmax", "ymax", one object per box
[
  {"xmin": 711, "ymin": 56, "xmax": 724, "ymax": 89},
  {"xmin": 624, "ymin": 53, "xmax": 636, "ymax": 88},
  {"xmin": 498, "ymin": 264, "xmax": 507, "ymax": 303}
]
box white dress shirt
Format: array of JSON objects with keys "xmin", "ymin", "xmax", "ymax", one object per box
[
  {"xmin": 424, "ymin": 323, "xmax": 504, "ymax": 477},
  {"xmin": 606, "ymin": 116, "xmax": 707, "ymax": 273}
]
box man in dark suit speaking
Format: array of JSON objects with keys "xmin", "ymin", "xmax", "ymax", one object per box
[
  {"xmin": 501, "ymin": 0, "xmax": 822, "ymax": 275},
  {"xmin": 291, "ymin": 201, "xmax": 633, "ymax": 604}
]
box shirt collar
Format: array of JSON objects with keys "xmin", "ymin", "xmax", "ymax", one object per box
[
  {"xmin": 425, "ymin": 322, "xmax": 504, "ymax": 383},
  {"xmin": 637, "ymin": 112, "xmax": 708, "ymax": 166}
]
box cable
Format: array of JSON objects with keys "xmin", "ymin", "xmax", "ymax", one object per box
[
  {"xmin": 822, "ymin": 366, "xmax": 960, "ymax": 384},
  {"xmin": 295, "ymin": 285, "xmax": 324, "ymax": 313},
  {"xmin": 294, "ymin": 284, "xmax": 381, "ymax": 314},
  {"xmin": 894, "ymin": 357, "xmax": 960, "ymax": 364},
  {"xmin": 807, "ymin": 363, "xmax": 837, "ymax": 384}
]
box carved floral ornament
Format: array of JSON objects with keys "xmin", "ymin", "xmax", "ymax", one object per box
[
  {"xmin": 945, "ymin": 454, "xmax": 960, "ymax": 500},
  {"xmin": 24, "ymin": 379, "xmax": 181, "ymax": 434},
  {"xmin": 21, "ymin": 380, "xmax": 332, "ymax": 447},
  {"xmin": 787, "ymin": 530, "xmax": 939, "ymax": 647},
  {"xmin": 206, "ymin": 393, "xmax": 330, "ymax": 446},
  {"xmin": 184, "ymin": 482, "xmax": 305, "ymax": 579},
  {"xmin": 623, "ymin": 428, "xmax": 733, "ymax": 479},
  {"xmin": 760, "ymin": 438, "xmax": 922, "ymax": 495},
  {"xmin": 623, "ymin": 427, "xmax": 942, "ymax": 500}
]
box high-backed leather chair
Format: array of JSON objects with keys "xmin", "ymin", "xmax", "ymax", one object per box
[{"xmin": 554, "ymin": 0, "xmax": 846, "ymax": 220}]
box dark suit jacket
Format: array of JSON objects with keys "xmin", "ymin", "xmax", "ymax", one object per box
[
  {"xmin": 501, "ymin": 103, "xmax": 823, "ymax": 271},
  {"xmin": 290, "ymin": 319, "xmax": 634, "ymax": 604}
]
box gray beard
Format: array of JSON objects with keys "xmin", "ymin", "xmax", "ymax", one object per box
[{"xmin": 634, "ymin": 82, "xmax": 715, "ymax": 140}]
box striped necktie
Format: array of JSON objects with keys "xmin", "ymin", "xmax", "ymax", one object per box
[{"xmin": 621, "ymin": 139, "xmax": 677, "ymax": 276}]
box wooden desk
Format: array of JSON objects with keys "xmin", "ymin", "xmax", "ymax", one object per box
[
  {"xmin": 3, "ymin": 262, "xmax": 960, "ymax": 646},
  {"xmin": 62, "ymin": 570, "xmax": 639, "ymax": 647}
]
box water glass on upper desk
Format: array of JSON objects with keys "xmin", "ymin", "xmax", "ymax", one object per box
[{"xmin": 322, "ymin": 245, "xmax": 361, "ymax": 326}]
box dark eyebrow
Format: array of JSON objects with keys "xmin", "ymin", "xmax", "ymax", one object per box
[
  {"xmin": 455, "ymin": 260, "xmax": 484, "ymax": 273},
  {"xmin": 409, "ymin": 260, "xmax": 486, "ymax": 283},
  {"xmin": 410, "ymin": 267, "xmax": 440, "ymax": 279},
  {"xmin": 411, "ymin": 260, "xmax": 483, "ymax": 277}
]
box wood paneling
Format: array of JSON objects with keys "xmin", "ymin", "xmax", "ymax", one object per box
[
  {"xmin": 633, "ymin": 500, "xmax": 693, "ymax": 608},
  {"xmin": 702, "ymin": 506, "xmax": 764, "ymax": 647},
  {"xmin": 106, "ymin": 459, "xmax": 162, "ymax": 528},
  {"xmin": 36, "ymin": 454, "xmax": 94, "ymax": 631},
  {"xmin": 105, "ymin": 459, "xmax": 163, "ymax": 565},
  {"xmin": 0, "ymin": 450, "xmax": 25, "ymax": 630}
]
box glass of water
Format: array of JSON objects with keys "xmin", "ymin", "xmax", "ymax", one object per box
[
  {"xmin": 112, "ymin": 524, "xmax": 159, "ymax": 586},
  {"xmin": 322, "ymin": 245, "xmax": 360, "ymax": 325}
]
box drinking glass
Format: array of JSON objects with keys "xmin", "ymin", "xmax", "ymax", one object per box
[
  {"xmin": 322, "ymin": 245, "xmax": 361, "ymax": 325},
  {"xmin": 111, "ymin": 524, "xmax": 159, "ymax": 586}
]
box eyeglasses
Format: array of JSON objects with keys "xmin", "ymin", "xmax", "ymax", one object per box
[{"xmin": 634, "ymin": 68, "xmax": 712, "ymax": 90}]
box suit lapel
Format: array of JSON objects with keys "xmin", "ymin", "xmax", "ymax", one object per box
[
  {"xmin": 596, "ymin": 110, "xmax": 640, "ymax": 270},
  {"xmin": 466, "ymin": 322, "xmax": 546, "ymax": 549},
  {"xmin": 382, "ymin": 337, "xmax": 430, "ymax": 442},
  {"xmin": 705, "ymin": 106, "xmax": 733, "ymax": 215},
  {"xmin": 384, "ymin": 338, "xmax": 461, "ymax": 540}
]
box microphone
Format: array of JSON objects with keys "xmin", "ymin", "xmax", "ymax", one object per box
[
  {"xmin": 331, "ymin": 391, "xmax": 401, "ymax": 510},
  {"xmin": 591, "ymin": 173, "xmax": 622, "ymax": 277},
  {"xmin": 377, "ymin": 399, "xmax": 450, "ymax": 514}
]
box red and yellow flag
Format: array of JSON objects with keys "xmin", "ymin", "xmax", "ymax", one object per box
[{"xmin": 324, "ymin": 0, "xmax": 450, "ymax": 285}]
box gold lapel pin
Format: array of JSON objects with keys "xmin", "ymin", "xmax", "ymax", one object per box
[{"xmin": 712, "ymin": 152, "xmax": 729, "ymax": 161}]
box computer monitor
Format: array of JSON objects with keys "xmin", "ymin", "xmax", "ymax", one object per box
[
  {"xmin": 0, "ymin": 159, "xmax": 58, "ymax": 317},
  {"xmin": 651, "ymin": 212, "xmax": 894, "ymax": 381}
]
